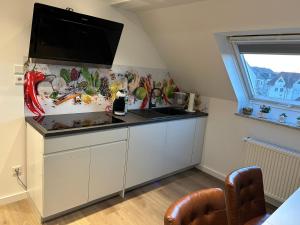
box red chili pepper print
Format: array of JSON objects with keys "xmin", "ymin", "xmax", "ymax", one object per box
[
  {"xmin": 162, "ymin": 94, "xmax": 172, "ymax": 105},
  {"xmin": 24, "ymin": 71, "xmax": 46, "ymax": 116},
  {"xmin": 140, "ymin": 96, "xmax": 148, "ymax": 109}
]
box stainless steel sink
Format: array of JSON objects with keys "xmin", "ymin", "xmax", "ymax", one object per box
[{"xmin": 130, "ymin": 107, "xmax": 188, "ymax": 119}]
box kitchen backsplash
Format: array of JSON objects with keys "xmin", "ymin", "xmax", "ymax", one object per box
[{"xmin": 24, "ymin": 64, "xmax": 180, "ymax": 116}]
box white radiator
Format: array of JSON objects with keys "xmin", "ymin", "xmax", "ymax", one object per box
[{"xmin": 244, "ymin": 137, "xmax": 300, "ymax": 203}]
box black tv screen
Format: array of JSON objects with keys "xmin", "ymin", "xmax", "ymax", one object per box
[{"xmin": 29, "ymin": 3, "xmax": 124, "ymax": 67}]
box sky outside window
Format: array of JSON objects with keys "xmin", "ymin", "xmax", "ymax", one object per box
[{"xmin": 244, "ymin": 54, "xmax": 300, "ymax": 73}]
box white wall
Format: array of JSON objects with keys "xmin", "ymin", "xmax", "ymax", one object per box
[
  {"xmin": 0, "ymin": 0, "xmax": 165, "ymax": 203},
  {"xmin": 138, "ymin": 0, "xmax": 300, "ymax": 100},
  {"xmin": 200, "ymin": 97, "xmax": 300, "ymax": 180},
  {"xmin": 138, "ymin": 0, "xmax": 300, "ymax": 180}
]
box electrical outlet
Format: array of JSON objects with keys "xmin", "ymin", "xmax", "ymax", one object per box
[{"xmin": 12, "ymin": 165, "xmax": 22, "ymax": 176}]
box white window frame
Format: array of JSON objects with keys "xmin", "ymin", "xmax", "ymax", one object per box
[{"xmin": 229, "ymin": 35, "xmax": 300, "ymax": 109}]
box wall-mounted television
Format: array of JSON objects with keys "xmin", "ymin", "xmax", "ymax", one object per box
[{"xmin": 29, "ymin": 3, "xmax": 124, "ymax": 67}]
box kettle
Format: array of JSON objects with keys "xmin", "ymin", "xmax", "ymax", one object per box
[{"xmin": 113, "ymin": 90, "xmax": 127, "ymax": 116}]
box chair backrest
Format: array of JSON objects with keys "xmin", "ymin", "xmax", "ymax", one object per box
[
  {"xmin": 164, "ymin": 188, "xmax": 228, "ymax": 225},
  {"xmin": 225, "ymin": 166, "xmax": 267, "ymax": 225}
]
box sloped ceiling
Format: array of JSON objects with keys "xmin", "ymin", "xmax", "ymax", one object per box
[
  {"xmin": 137, "ymin": 0, "xmax": 300, "ymax": 100},
  {"xmin": 109, "ymin": 0, "xmax": 206, "ymax": 11}
]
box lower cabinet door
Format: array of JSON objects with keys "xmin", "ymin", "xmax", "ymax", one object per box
[
  {"xmin": 191, "ymin": 118, "xmax": 207, "ymax": 165},
  {"xmin": 43, "ymin": 147, "xmax": 90, "ymax": 217},
  {"xmin": 126, "ymin": 123, "xmax": 167, "ymax": 189},
  {"xmin": 89, "ymin": 141, "xmax": 126, "ymax": 201},
  {"xmin": 164, "ymin": 118, "xmax": 197, "ymax": 174}
]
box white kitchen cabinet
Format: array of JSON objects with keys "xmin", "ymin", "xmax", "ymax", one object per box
[
  {"xmin": 125, "ymin": 118, "xmax": 206, "ymax": 189},
  {"xmin": 27, "ymin": 116, "xmax": 207, "ymax": 221},
  {"xmin": 191, "ymin": 118, "xmax": 207, "ymax": 165},
  {"xmin": 44, "ymin": 128, "xmax": 127, "ymax": 154},
  {"xmin": 89, "ymin": 141, "xmax": 127, "ymax": 201},
  {"xmin": 164, "ymin": 118, "xmax": 197, "ymax": 174},
  {"xmin": 126, "ymin": 122, "xmax": 167, "ymax": 188},
  {"xmin": 27, "ymin": 125, "xmax": 128, "ymax": 220},
  {"xmin": 43, "ymin": 147, "xmax": 90, "ymax": 217}
]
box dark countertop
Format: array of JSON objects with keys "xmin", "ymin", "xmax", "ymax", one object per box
[{"xmin": 25, "ymin": 109, "xmax": 208, "ymax": 137}]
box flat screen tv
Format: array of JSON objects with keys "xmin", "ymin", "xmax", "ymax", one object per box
[{"xmin": 29, "ymin": 3, "xmax": 124, "ymax": 67}]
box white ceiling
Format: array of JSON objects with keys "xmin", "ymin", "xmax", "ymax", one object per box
[{"xmin": 109, "ymin": 0, "xmax": 206, "ymax": 11}]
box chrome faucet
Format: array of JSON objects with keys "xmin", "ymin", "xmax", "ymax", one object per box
[{"xmin": 149, "ymin": 86, "xmax": 162, "ymax": 109}]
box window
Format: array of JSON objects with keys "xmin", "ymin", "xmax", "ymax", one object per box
[{"xmin": 231, "ymin": 35, "xmax": 300, "ymax": 107}]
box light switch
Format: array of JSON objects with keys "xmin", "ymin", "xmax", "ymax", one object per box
[{"xmin": 14, "ymin": 64, "xmax": 24, "ymax": 75}]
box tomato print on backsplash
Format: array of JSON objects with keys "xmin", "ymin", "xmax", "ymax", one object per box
[{"xmin": 24, "ymin": 64, "xmax": 180, "ymax": 116}]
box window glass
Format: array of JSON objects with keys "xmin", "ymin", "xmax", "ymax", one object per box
[{"xmin": 241, "ymin": 54, "xmax": 300, "ymax": 106}]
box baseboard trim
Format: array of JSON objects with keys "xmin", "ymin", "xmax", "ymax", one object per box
[
  {"xmin": 196, "ymin": 165, "xmax": 281, "ymax": 207},
  {"xmin": 0, "ymin": 191, "xmax": 27, "ymax": 206},
  {"xmin": 196, "ymin": 165, "xmax": 226, "ymax": 181}
]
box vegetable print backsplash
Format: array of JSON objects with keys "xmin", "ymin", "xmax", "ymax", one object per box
[{"xmin": 24, "ymin": 64, "xmax": 179, "ymax": 116}]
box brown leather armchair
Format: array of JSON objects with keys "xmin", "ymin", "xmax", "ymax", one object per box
[
  {"xmin": 164, "ymin": 188, "xmax": 228, "ymax": 225},
  {"xmin": 225, "ymin": 166, "xmax": 270, "ymax": 225}
]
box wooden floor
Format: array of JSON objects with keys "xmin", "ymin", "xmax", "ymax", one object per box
[{"xmin": 0, "ymin": 169, "xmax": 275, "ymax": 225}]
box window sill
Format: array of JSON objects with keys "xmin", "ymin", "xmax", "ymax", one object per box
[{"xmin": 235, "ymin": 112, "xmax": 300, "ymax": 130}]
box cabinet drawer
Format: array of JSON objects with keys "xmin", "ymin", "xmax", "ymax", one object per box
[{"xmin": 44, "ymin": 128, "xmax": 128, "ymax": 154}]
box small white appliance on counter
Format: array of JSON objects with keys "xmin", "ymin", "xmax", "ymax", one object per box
[
  {"xmin": 113, "ymin": 90, "xmax": 127, "ymax": 116},
  {"xmin": 186, "ymin": 93, "xmax": 196, "ymax": 112}
]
